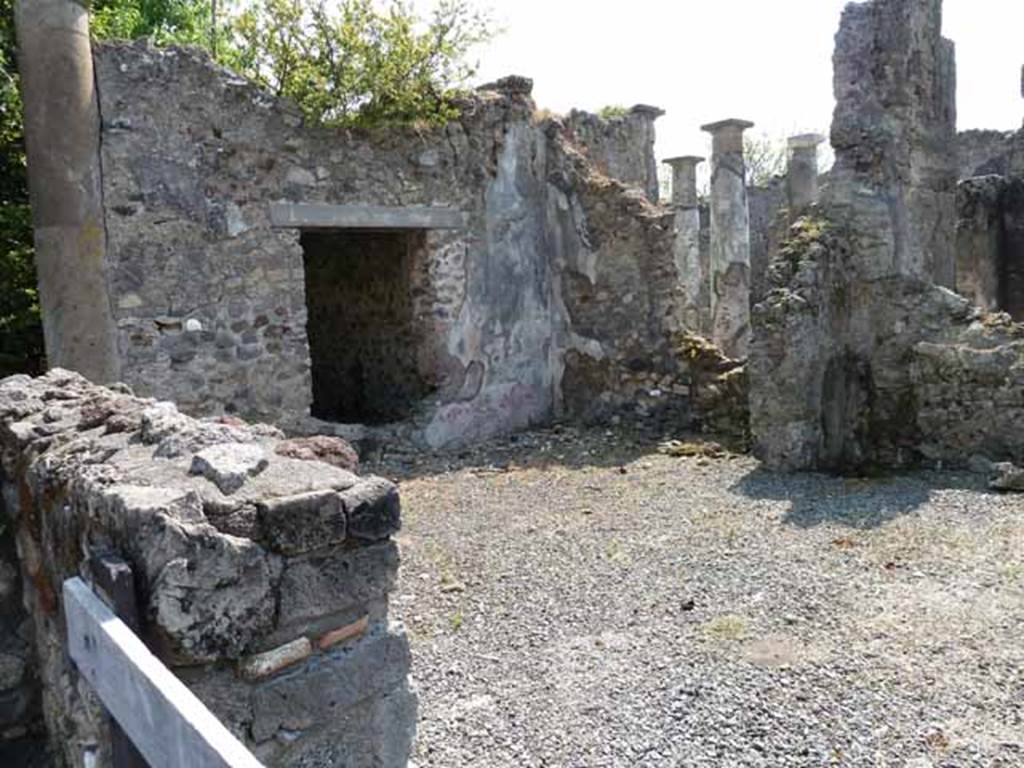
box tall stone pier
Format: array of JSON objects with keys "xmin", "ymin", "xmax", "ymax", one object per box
[
  {"xmin": 15, "ymin": 0, "xmax": 121, "ymax": 383},
  {"xmin": 750, "ymin": 0, "xmax": 963, "ymax": 472},
  {"xmin": 829, "ymin": 0, "xmax": 957, "ymax": 287},
  {"xmin": 664, "ymin": 156, "xmax": 706, "ymax": 331},
  {"xmin": 786, "ymin": 134, "xmax": 826, "ymax": 213},
  {"xmin": 701, "ymin": 119, "xmax": 754, "ymax": 358}
]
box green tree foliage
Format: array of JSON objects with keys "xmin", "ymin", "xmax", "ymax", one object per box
[
  {"xmin": 230, "ymin": 0, "xmax": 494, "ymax": 127},
  {"xmin": 0, "ymin": 0, "xmax": 43, "ymax": 375},
  {"xmin": 744, "ymin": 132, "xmax": 788, "ymax": 187},
  {"xmin": 90, "ymin": 0, "xmax": 217, "ymax": 45}
]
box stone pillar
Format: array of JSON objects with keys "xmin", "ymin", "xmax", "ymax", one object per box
[
  {"xmin": 701, "ymin": 119, "xmax": 754, "ymax": 358},
  {"xmin": 786, "ymin": 133, "xmax": 826, "ymax": 213},
  {"xmin": 15, "ymin": 0, "xmax": 121, "ymax": 384},
  {"xmin": 631, "ymin": 105, "xmax": 667, "ymax": 203},
  {"xmin": 663, "ymin": 156, "xmax": 706, "ymax": 331}
]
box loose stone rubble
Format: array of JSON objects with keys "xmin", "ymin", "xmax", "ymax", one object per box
[{"xmin": 0, "ymin": 370, "xmax": 414, "ymax": 767}]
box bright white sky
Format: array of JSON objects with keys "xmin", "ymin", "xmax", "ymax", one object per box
[{"xmin": 465, "ymin": 0, "xmax": 1023, "ymax": 160}]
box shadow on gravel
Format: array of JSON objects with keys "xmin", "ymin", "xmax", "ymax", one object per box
[
  {"xmin": 366, "ymin": 423, "xmax": 670, "ymax": 482},
  {"xmin": 730, "ymin": 467, "xmax": 989, "ymax": 530}
]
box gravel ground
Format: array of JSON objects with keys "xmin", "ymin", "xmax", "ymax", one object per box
[{"xmin": 371, "ymin": 425, "xmax": 1024, "ymax": 768}]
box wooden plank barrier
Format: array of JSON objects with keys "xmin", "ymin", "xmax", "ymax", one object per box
[{"xmin": 63, "ymin": 577, "xmax": 264, "ymax": 768}]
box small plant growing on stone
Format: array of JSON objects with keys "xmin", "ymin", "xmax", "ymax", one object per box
[{"xmin": 597, "ymin": 105, "xmax": 629, "ymax": 120}]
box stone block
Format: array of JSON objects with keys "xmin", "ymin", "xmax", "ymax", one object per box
[
  {"xmin": 257, "ymin": 490, "xmax": 346, "ymax": 556},
  {"xmin": 251, "ymin": 622, "xmax": 411, "ymax": 742},
  {"xmin": 190, "ymin": 443, "xmax": 270, "ymax": 494},
  {"xmin": 340, "ymin": 478, "xmax": 401, "ymax": 542},
  {"xmin": 276, "ymin": 541, "xmax": 398, "ymax": 635}
]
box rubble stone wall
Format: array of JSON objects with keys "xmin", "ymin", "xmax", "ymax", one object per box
[
  {"xmin": 0, "ymin": 522, "xmax": 41, "ymax": 748},
  {"xmin": 746, "ymin": 0, "xmax": 1024, "ymax": 472},
  {"xmin": 913, "ymin": 316, "xmax": 1024, "ymax": 464},
  {"xmin": 958, "ymin": 130, "xmax": 1016, "ymax": 178},
  {"xmin": 748, "ymin": 180, "xmax": 787, "ymax": 307},
  {"xmin": 0, "ymin": 370, "xmax": 414, "ymax": 767},
  {"xmin": 94, "ymin": 42, "xmax": 556, "ymax": 448},
  {"xmin": 564, "ymin": 106, "xmax": 663, "ymax": 203},
  {"xmin": 957, "ymin": 176, "xmax": 1006, "ymax": 312},
  {"xmin": 91, "ymin": 42, "xmax": 709, "ymax": 447},
  {"xmin": 548, "ymin": 137, "xmax": 691, "ymax": 424}
]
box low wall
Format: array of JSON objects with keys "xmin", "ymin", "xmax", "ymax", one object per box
[{"xmin": 0, "ymin": 370, "xmax": 414, "ymax": 767}]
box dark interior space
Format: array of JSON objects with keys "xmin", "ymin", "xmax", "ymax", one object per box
[
  {"xmin": 1001, "ymin": 180, "xmax": 1024, "ymax": 321},
  {"xmin": 302, "ymin": 230, "xmax": 431, "ymax": 425}
]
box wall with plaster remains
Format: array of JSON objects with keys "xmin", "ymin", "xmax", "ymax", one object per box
[
  {"xmin": 0, "ymin": 370, "xmax": 414, "ymax": 767},
  {"xmin": 749, "ymin": 0, "xmax": 1024, "ymax": 472},
  {"xmin": 89, "ymin": 41, "xmax": 733, "ymax": 446},
  {"xmin": 95, "ymin": 43, "xmax": 559, "ymax": 448},
  {"xmin": 565, "ymin": 106, "xmax": 664, "ymax": 202}
]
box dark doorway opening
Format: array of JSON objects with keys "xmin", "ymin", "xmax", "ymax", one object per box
[
  {"xmin": 302, "ymin": 230, "xmax": 430, "ymax": 424},
  {"xmin": 1001, "ymin": 180, "xmax": 1024, "ymax": 321}
]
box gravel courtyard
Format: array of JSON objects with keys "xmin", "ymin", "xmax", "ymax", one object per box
[{"xmin": 376, "ymin": 427, "xmax": 1024, "ymax": 767}]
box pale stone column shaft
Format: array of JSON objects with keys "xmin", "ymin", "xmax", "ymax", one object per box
[
  {"xmin": 701, "ymin": 119, "xmax": 754, "ymax": 358},
  {"xmin": 787, "ymin": 134, "xmax": 826, "ymax": 213},
  {"xmin": 15, "ymin": 0, "xmax": 121, "ymax": 383},
  {"xmin": 663, "ymin": 156, "xmax": 706, "ymax": 331}
]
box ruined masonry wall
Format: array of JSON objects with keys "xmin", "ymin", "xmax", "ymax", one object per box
[
  {"xmin": 0, "ymin": 370, "xmax": 414, "ymax": 767},
  {"xmin": 547, "ymin": 134, "xmax": 692, "ymax": 423},
  {"xmin": 565, "ymin": 106, "xmax": 663, "ymax": 203},
  {"xmin": 95, "ymin": 41, "xmax": 556, "ymax": 448},
  {"xmin": 0, "ymin": 523, "xmax": 42, "ymax": 751}
]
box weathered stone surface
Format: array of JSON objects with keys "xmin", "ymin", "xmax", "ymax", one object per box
[
  {"xmin": 956, "ymin": 176, "xmax": 1007, "ymax": 312},
  {"xmin": 990, "ymin": 462, "xmax": 1024, "ymax": 492},
  {"xmin": 747, "ymin": 0, "xmax": 998, "ymax": 473},
  {"xmin": 276, "ymin": 541, "xmax": 399, "ymax": 638},
  {"xmin": 190, "ymin": 442, "xmax": 269, "ymax": 494},
  {"xmin": 703, "ymin": 119, "xmax": 755, "ymax": 358},
  {"xmin": 958, "ymin": 129, "xmax": 1016, "ymax": 179},
  {"xmin": 828, "ymin": 0, "xmax": 957, "ymax": 288},
  {"xmin": 340, "ymin": 477, "xmax": 401, "ymax": 543},
  {"xmin": 566, "ymin": 105, "xmax": 664, "ymax": 202},
  {"xmin": 274, "ymin": 435, "xmax": 359, "ymax": 473},
  {"xmin": 257, "ymin": 490, "xmax": 346, "ymax": 556},
  {"xmin": 0, "ymin": 371, "xmax": 413, "ymax": 765},
  {"xmin": 251, "ymin": 621, "xmax": 411, "ymax": 742}
]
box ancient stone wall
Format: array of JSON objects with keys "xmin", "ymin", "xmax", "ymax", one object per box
[
  {"xmin": 564, "ymin": 106, "xmax": 664, "ymax": 202},
  {"xmin": 956, "ymin": 176, "xmax": 1024, "ymax": 321},
  {"xmin": 828, "ymin": 0, "xmax": 957, "ymax": 288},
  {"xmin": 90, "ymin": 41, "xmax": 708, "ymax": 447},
  {"xmin": 748, "ymin": 179, "xmax": 787, "ymax": 307},
  {"xmin": 1003, "ymin": 180, "xmax": 1024, "ymax": 318},
  {"xmin": 956, "ymin": 176, "xmax": 1006, "ymax": 312},
  {"xmin": 958, "ymin": 129, "xmax": 1016, "ymax": 178},
  {"xmin": 546, "ymin": 132, "xmax": 691, "ymax": 424},
  {"xmin": 0, "ymin": 522, "xmax": 42, "ymax": 753},
  {"xmin": 94, "ymin": 42, "xmax": 556, "ymax": 448},
  {"xmin": 746, "ymin": 0, "xmax": 1024, "ymax": 472},
  {"xmin": 0, "ymin": 370, "xmax": 414, "ymax": 767},
  {"xmin": 913, "ymin": 316, "xmax": 1024, "ymax": 464}
]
